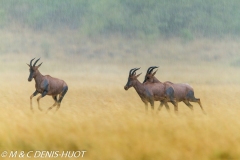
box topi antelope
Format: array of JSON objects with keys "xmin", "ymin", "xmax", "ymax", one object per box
[
  {"xmin": 27, "ymin": 58, "xmax": 68, "ymax": 113},
  {"xmin": 143, "ymin": 66, "xmax": 206, "ymax": 114},
  {"xmin": 124, "ymin": 68, "xmax": 177, "ymax": 112}
]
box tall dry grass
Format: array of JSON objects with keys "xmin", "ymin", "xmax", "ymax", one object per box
[
  {"xmin": 1, "ymin": 29, "xmax": 240, "ymax": 159},
  {"xmin": 1, "ymin": 73, "xmax": 240, "ymax": 160}
]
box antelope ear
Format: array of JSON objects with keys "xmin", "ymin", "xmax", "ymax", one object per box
[
  {"xmin": 136, "ymin": 73, "xmax": 142, "ymax": 78},
  {"xmin": 152, "ymin": 69, "xmax": 158, "ymax": 76},
  {"xmin": 37, "ymin": 62, "xmax": 43, "ymax": 68},
  {"xmin": 27, "ymin": 63, "xmax": 31, "ymax": 67}
]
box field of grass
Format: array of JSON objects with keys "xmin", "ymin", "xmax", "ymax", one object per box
[{"xmin": 1, "ymin": 29, "xmax": 240, "ymax": 160}]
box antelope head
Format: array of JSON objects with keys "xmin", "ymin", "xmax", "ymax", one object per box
[
  {"xmin": 27, "ymin": 58, "xmax": 43, "ymax": 81},
  {"xmin": 124, "ymin": 68, "xmax": 142, "ymax": 90},
  {"xmin": 143, "ymin": 66, "xmax": 158, "ymax": 83}
]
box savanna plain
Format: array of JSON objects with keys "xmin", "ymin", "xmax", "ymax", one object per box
[{"xmin": 1, "ymin": 29, "xmax": 240, "ymax": 160}]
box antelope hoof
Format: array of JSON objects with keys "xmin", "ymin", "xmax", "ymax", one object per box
[{"xmin": 38, "ymin": 108, "xmax": 43, "ymax": 111}]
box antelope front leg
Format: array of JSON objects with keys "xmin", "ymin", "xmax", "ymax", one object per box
[
  {"xmin": 160, "ymin": 101, "xmax": 170, "ymax": 113},
  {"xmin": 37, "ymin": 90, "xmax": 48, "ymax": 111},
  {"xmin": 168, "ymin": 98, "xmax": 178, "ymax": 115},
  {"xmin": 158, "ymin": 101, "xmax": 170, "ymax": 113},
  {"xmin": 36, "ymin": 95, "xmax": 43, "ymax": 111},
  {"xmin": 150, "ymin": 100, "xmax": 154, "ymax": 115},
  {"xmin": 173, "ymin": 102, "xmax": 178, "ymax": 115},
  {"xmin": 157, "ymin": 101, "xmax": 164, "ymax": 112},
  {"xmin": 30, "ymin": 90, "xmax": 38, "ymax": 112},
  {"xmin": 144, "ymin": 101, "xmax": 148, "ymax": 113}
]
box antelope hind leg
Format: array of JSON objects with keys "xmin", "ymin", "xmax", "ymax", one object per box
[
  {"xmin": 183, "ymin": 100, "xmax": 193, "ymax": 111},
  {"xmin": 55, "ymin": 86, "xmax": 68, "ymax": 112},
  {"xmin": 46, "ymin": 95, "xmax": 58, "ymax": 113},
  {"xmin": 187, "ymin": 90, "xmax": 206, "ymax": 114},
  {"xmin": 191, "ymin": 98, "xmax": 206, "ymax": 114}
]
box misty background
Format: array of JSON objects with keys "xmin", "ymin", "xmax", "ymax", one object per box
[
  {"xmin": 1, "ymin": 0, "xmax": 240, "ymax": 37},
  {"xmin": 0, "ymin": 0, "xmax": 240, "ymax": 84}
]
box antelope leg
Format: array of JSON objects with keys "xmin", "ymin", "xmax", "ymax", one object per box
[{"xmin": 30, "ymin": 90, "xmax": 38, "ymax": 112}]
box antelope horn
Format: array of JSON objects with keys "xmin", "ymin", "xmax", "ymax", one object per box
[
  {"xmin": 132, "ymin": 68, "xmax": 140, "ymax": 75},
  {"xmin": 29, "ymin": 58, "xmax": 35, "ymax": 67},
  {"xmin": 148, "ymin": 66, "xmax": 158, "ymax": 73},
  {"xmin": 146, "ymin": 66, "xmax": 154, "ymax": 74},
  {"xmin": 33, "ymin": 58, "xmax": 40, "ymax": 67},
  {"xmin": 129, "ymin": 68, "xmax": 136, "ymax": 76}
]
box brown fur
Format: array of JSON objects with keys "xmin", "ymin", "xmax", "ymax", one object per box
[
  {"xmin": 27, "ymin": 58, "xmax": 68, "ymax": 113},
  {"xmin": 144, "ymin": 66, "xmax": 205, "ymax": 114},
  {"xmin": 124, "ymin": 68, "xmax": 177, "ymax": 112}
]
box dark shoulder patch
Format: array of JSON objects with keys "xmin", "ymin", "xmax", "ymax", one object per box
[{"xmin": 41, "ymin": 79, "xmax": 49, "ymax": 89}]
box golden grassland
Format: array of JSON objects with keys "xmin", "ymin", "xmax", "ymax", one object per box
[
  {"xmin": 1, "ymin": 67, "xmax": 240, "ymax": 160},
  {"xmin": 1, "ymin": 30, "xmax": 240, "ymax": 159}
]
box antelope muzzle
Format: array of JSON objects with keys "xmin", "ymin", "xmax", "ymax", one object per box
[
  {"xmin": 124, "ymin": 85, "xmax": 129, "ymax": 90},
  {"xmin": 28, "ymin": 72, "xmax": 33, "ymax": 82}
]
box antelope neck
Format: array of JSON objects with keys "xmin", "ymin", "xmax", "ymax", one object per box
[
  {"xmin": 34, "ymin": 70, "xmax": 44, "ymax": 84},
  {"xmin": 153, "ymin": 77, "xmax": 161, "ymax": 83},
  {"xmin": 133, "ymin": 79, "xmax": 145, "ymax": 94}
]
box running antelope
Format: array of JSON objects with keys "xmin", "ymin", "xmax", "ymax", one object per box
[
  {"xmin": 27, "ymin": 58, "xmax": 68, "ymax": 113},
  {"xmin": 124, "ymin": 68, "xmax": 177, "ymax": 112},
  {"xmin": 143, "ymin": 66, "xmax": 206, "ymax": 114}
]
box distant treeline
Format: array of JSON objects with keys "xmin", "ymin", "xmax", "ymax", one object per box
[{"xmin": 0, "ymin": 0, "xmax": 240, "ymax": 38}]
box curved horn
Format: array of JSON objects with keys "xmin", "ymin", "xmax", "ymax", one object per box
[
  {"xmin": 29, "ymin": 58, "xmax": 35, "ymax": 67},
  {"xmin": 146, "ymin": 66, "xmax": 154, "ymax": 74},
  {"xmin": 132, "ymin": 68, "xmax": 140, "ymax": 75},
  {"xmin": 129, "ymin": 68, "xmax": 136, "ymax": 76},
  {"xmin": 33, "ymin": 58, "xmax": 40, "ymax": 67},
  {"xmin": 148, "ymin": 66, "xmax": 158, "ymax": 73}
]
